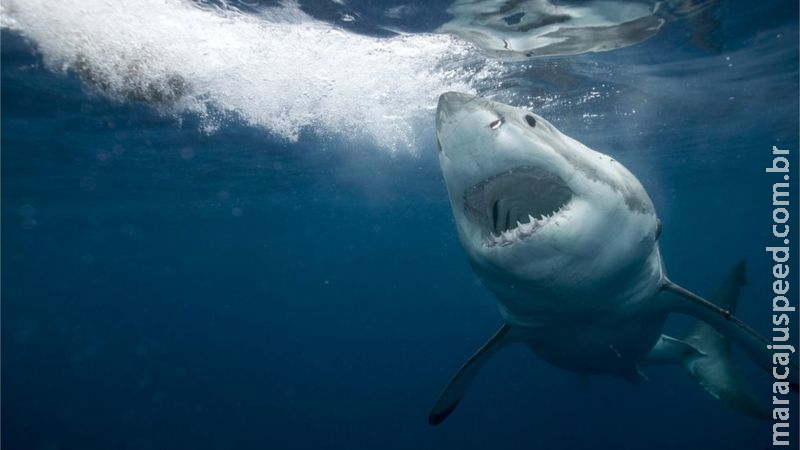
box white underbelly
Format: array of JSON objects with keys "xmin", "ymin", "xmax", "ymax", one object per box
[
  {"xmin": 511, "ymin": 304, "xmax": 667, "ymax": 374},
  {"xmin": 484, "ymin": 252, "xmax": 666, "ymax": 373}
]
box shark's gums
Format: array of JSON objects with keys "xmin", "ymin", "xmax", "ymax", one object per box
[{"xmin": 430, "ymin": 92, "xmax": 797, "ymax": 425}]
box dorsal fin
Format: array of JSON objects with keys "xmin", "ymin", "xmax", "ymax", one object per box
[
  {"xmin": 685, "ymin": 260, "xmax": 746, "ymax": 352},
  {"xmin": 682, "ymin": 260, "xmax": 769, "ymax": 418},
  {"xmin": 662, "ymin": 262, "xmax": 799, "ymax": 391}
]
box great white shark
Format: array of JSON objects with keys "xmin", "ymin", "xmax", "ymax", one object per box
[{"xmin": 430, "ymin": 91, "xmax": 797, "ymax": 424}]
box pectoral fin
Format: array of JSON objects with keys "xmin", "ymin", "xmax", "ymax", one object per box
[
  {"xmin": 645, "ymin": 334, "xmax": 704, "ymax": 365},
  {"xmin": 429, "ymin": 324, "xmax": 515, "ymax": 425},
  {"xmin": 646, "ymin": 334, "xmax": 769, "ymax": 419}
]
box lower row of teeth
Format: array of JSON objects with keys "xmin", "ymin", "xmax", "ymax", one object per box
[{"xmin": 488, "ymin": 212, "xmax": 555, "ymax": 246}]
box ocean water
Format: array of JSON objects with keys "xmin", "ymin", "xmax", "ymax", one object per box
[{"xmin": 2, "ymin": 1, "xmax": 798, "ymax": 449}]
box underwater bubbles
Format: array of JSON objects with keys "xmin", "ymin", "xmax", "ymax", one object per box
[{"xmin": 1, "ymin": 0, "xmax": 500, "ymax": 153}]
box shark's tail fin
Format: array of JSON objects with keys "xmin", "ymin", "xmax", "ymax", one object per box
[{"xmin": 649, "ymin": 261, "xmax": 770, "ymax": 419}]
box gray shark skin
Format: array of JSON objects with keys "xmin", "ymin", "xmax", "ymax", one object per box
[{"xmin": 429, "ymin": 92, "xmax": 796, "ymax": 425}]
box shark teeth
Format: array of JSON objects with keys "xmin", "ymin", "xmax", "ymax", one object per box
[{"xmin": 484, "ymin": 203, "xmax": 569, "ymax": 248}]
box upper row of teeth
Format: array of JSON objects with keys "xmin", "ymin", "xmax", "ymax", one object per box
[{"xmin": 487, "ymin": 211, "xmax": 558, "ymax": 247}]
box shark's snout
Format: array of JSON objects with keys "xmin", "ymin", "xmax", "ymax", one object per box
[{"xmin": 436, "ymin": 92, "xmax": 476, "ymax": 132}]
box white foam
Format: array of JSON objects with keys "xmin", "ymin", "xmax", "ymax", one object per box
[{"xmin": 2, "ymin": 0, "xmax": 500, "ymax": 152}]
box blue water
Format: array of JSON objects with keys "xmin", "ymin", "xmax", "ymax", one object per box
[{"xmin": 2, "ymin": 1, "xmax": 798, "ymax": 449}]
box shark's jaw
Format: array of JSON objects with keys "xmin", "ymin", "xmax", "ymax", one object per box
[
  {"xmin": 463, "ymin": 165, "xmax": 573, "ymax": 247},
  {"xmin": 436, "ymin": 91, "xmax": 662, "ymax": 295}
]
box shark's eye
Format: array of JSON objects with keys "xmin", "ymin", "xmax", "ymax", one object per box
[
  {"xmin": 489, "ymin": 119, "xmax": 502, "ymax": 130},
  {"xmin": 655, "ymin": 219, "xmax": 662, "ymax": 239},
  {"xmin": 525, "ymin": 115, "xmax": 537, "ymax": 128}
]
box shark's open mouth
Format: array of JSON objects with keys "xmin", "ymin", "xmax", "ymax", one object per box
[{"xmin": 463, "ymin": 166, "xmax": 572, "ymax": 247}]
